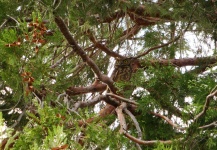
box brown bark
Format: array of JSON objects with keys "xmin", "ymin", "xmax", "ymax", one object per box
[
  {"xmin": 141, "ymin": 56, "xmax": 217, "ymax": 68},
  {"xmin": 66, "ymin": 83, "xmax": 107, "ymax": 96}
]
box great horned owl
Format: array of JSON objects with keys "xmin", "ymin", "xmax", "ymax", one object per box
[{"xmin": 112, "ymin": 58, "xmax": 140, "ymax": 82}]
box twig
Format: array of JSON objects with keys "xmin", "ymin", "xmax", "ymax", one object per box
[
  {"xmin": 135, "ymin": 4, "xmax": 197, "ymax": 59},
  {"xmin": 198, "ymin": 121, "xmax": 217, "ymax": 129},
  {"xmin": 10, "ymin": 109, "xmax": 26, "ymax": 128},
  {"xmin": 50, "ymin": 47, "xmax": 74, "ymax": 68},
  {"xmin": 124, "ymin": 132, "xmax": 179, "ymax": 145},
  {"xmin": 6, "ymin": 15, "xmax": 19, "ymax": 25},
  {"xmin": 106, "ymin": 93, "xmax": 138, "ymax": 105},
  {"xmin": 119, "ymin": 24, "xmax": 142, "ymax": 42},
  {"xmin": 0, "ymin": 96, "xmax": 22, "ymax": 111},
  {"xmin": 135, "ymin": 32, "xmax": 182, "ymax": 59},
  {"xmin": 150, "ymin": 111, "xmax": 186, "ymax": 131},
  {"xmin": 0, "ymin": 19, "xmax": 8, "ymax": 30},
  {"xmin": 194, "ymin": 89, "xmax": 217, "ymax": 121},
  {"xmin": 53, "ymin": 0, "xmax": 62, "ymax": 10}
]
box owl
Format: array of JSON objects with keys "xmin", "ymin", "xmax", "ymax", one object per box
[{"xmin": 112, "ymin": 58, "xmax": 140, "ymax": 82}]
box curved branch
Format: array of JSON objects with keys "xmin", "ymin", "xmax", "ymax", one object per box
[
  {"xmin": 135, "ymin": 11, "xmax": 194, "ymax": 59},
  {"xmin": 124, "ymin": 108, "xmax": 142, "ymax": 139},
  {"xmin": 194, "ymin": 88, "xmax": 217, "ymax": 121},
  {"xmin": 150, "ymin": 111, "xmax": 186, "ymax": 131},
  {"xmin": 124, "ymin": 133, "xmax": 177, "ymax": 145}
]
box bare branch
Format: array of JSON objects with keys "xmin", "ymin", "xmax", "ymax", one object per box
[
  {"xmin": 150, "ymin": 111, "xmax": 186, "ymax": 131},
  {"xmin": 66, "ymin": 83, "xmax": 107, "ymax": 96},
  {"xmin": 10, "ymin": 109, "xmax": 26, "ymax": 128},
  {"xmin": 198, "ymin": 121, "xmax": 217, "ymax": 129},
  {"xmin": 0, "ymin": 19, "xmax": 8, "ymax": 30},
  {"xmin": 73, "ymin": 95, "xmax": 105, "ymax": 111},
  {"xmin": 116, "ymin": 102, "xmax": 127, "ymax": 134},
  {"xmin": 124, "ymin": 132, "xmax": 178, "ymax": 145},
  {"xmin": 122, "ymin": 103, "xmax": 142, "ymax": 150},
  {"xmin": 194, "ymin": 88, "xmax": 217, "ymax": 121},
  {"xmin": 135, "ymin": 8, "xmax": 195, "ymax": 59},
  {"xmin": 0, "ymin": 96, "xmax": 23, "ymax": 111},
  {"xmin": 119, "ymin": 24, "xmax": 142, "ymax": 42},
  {"xmin": 142, "ymin": 56, "xmax": 217, "ymax": 68},
  {"xmin": 106, "ymin": 93, "xmax": 138, "ymax": 105}
]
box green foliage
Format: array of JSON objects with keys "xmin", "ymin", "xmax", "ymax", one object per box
[{"xmin": 1, "ymin": 0, "xmax": 217, "ymax": 149}]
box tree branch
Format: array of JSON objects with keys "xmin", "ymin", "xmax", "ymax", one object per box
[
  {"xmin": 124, "ymin": 133, "xmax": 177, "ymax": 145},
  {"xmin": 141, "ymin": 56, "xmax": 217, "ymax": 68},
  {"xmin": 116, "ymin": 102, "xmax": 127, "ymax": 134},
  {"xmin": 54, "ymin": 16, "xmax": 116, "ymax": 93},
  {"xmin": 150, "ymin": 111, "xmax": 186, "ymax": 131},
  {"xmin": 124, "ymin": 108, "xmax": 142, "ymax": 139},
  {"xmin": 106, "ymin": 93, "xmax": 138, "ymax": 105},
  {"xmin": 87, "ymin": 30, "xmax": 124, "ymax": 59},
  {"xmin": 66, "ymin": 83, "xmax": 107, "ymax": 96},
  {"xmin": 119, "ymin": 24, "xmax": 142, "ymax": 42},
  {"xmin": 73, "ymin": 95, "xmax": 106, "ymax": 111},
  {"xmin": 198, "ymin": 121, "xmax": 217, "ymax": 129},
  {"xmin": 194, "ymin": 88, "xmax": 217, "ymax": 121}
]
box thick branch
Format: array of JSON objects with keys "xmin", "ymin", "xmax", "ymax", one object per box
[
  {"xmin": 66, "ymin": 83, "xmax": 107, "ymax": 96},
  {"xmin": 141, "ymin": 56, "xmax": 217, "ymax": 68},
  {"xmin": 116, "ymin": 102, "xmax": 127, "ymax": 134}
]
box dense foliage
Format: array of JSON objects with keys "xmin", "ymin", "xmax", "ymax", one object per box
[{"xmin": 0, "ymin": 0, "xmax": 217, "ymax": 149}]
